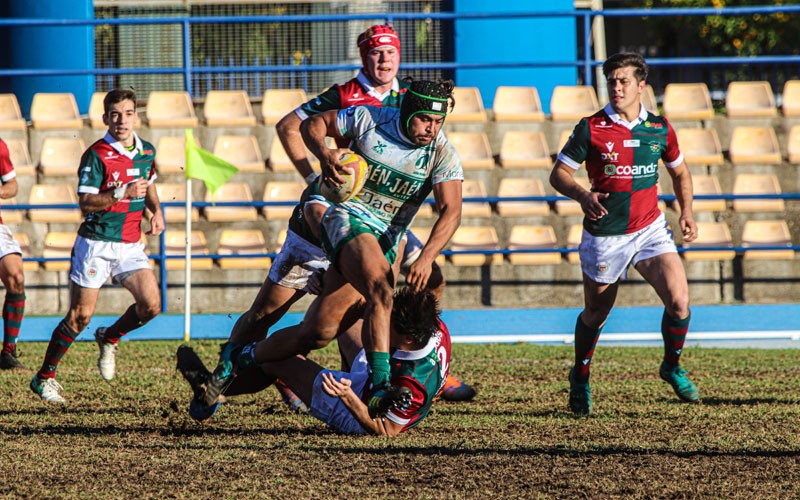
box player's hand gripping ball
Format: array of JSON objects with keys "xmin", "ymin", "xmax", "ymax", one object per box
[{"xmin": 320, "ymin": 153, "xmax": 369, "ymax": 203}]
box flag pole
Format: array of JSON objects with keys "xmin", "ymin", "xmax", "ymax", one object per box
[{"xmin": 184, "ymin": 175, "xmax": 192, "ymax": 342}]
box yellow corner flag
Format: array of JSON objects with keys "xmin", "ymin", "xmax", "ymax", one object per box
[{"xmin": 184, "ymin": 129, "xmax": 238, "ymax": 195}]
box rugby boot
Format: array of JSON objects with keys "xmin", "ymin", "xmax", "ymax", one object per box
[
  {"xmin": 440, "ymin": 374, "xmax": 477, "ymax": 402},
  {"xmin": 568, "ymin": 367, "xmax": 592, "ymax": 416},
  {"xmin": 0, "ymin": 347, "xmax": 28, "ymax": 370},
  {"xmin": 30, "ymin": 375, "xmax": 65, "ymax": 404},
  {"xmin": 95, "ymin": 328, "xmax": 118, "ymax": 381},
  {"xmin": 659, "ymin": 360, "xmax": 700, "ymax": 403},
  {"xmin": 202, "ymin": 341, "xmax": 243, "ymax": 406},
  {"xmin": 176, "ymin": 345, "xmax": 211, "ymax": 398},
  {"xmin": 275, "ymin": 379, "xmax": 309, "ymax": 413}
]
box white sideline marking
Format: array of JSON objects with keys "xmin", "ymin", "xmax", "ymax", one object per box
[{"xmin": 452, "ymin": 331, "xmax": 800, "ymax": 344}]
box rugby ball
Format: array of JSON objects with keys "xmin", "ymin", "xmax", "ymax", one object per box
[{"xmin": 319, "ymin": 153, "xmax": 369, "ymax": 203}]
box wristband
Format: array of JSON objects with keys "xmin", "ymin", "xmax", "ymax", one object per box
[
  {"xmin": 304, "ymin": 172, "xmax": 319, "ymax": 185},
  {"xmin": 113, "ymin": 185, "xmax": 126, "ymax": 200}
]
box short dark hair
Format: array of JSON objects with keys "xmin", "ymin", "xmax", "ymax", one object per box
[
  {"xmin": 103, "ymin": 88, "xmax": 137, "ymax": 114},
  {"xmin": 603, "ymin": 52, "xmax": 648, "ymax": 82},
  {"xmin": 391, "ymin": 287, "xmax": 440, "ymax": 346}
]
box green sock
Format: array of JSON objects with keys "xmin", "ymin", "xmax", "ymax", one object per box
[{"xmin": 366, "ymin": 351, "xmax": 391, "ymax": 389}]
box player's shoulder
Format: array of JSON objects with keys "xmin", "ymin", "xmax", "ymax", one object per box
[{"xmin": 139, "ymin": 138, "xmax": 156, "ymax": 155}]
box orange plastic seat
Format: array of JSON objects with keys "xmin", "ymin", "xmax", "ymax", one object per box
[
  {"xmin": 146, "ymin": 91, "xmax": 199, "ymax": 128},
  {"xmin": 662, "ymin": 83, "xmax": 714, "ymax": 121},
  {"xmin": 163, "ymin": 230, "xmax": 213, "ymax": 270},
  {"xmin": 13, "ymin": 233, "xmax": 39, "ymax": 272},
  {"xmin": 507, "ymin": 225, "xmax": 562, "ymax": 265},
  {"xmin": 204, "ymin": 90, "xmax": 257, "ymax": 127},
  {"xmin": 38, "ymin": 137, "xmax": 85, "ymax": 177},
  {"xmin": 682, "ymin": 222, "xmax": 735, "ymax": 261},
  {"xmin": 498, "ymin": 131, "xmax": 551, "ymax": 169},
  {"xmin": 2, "ymin": 197, "xmax": 23, "ymax": 224},
  {"xmin": 267, "ymin": 134, "xmax": 318, "ymax": 173},
  {"xmin": 549, "ymin": 86, "xmax": 599, "ymax": 122},
  {"xmin": 565, "ymin": 223, "xmax": 583, "ymax": 264},
  {"xmin": 217, "ymin": 229, "xmax": 272, "ymax": 270},
  {"xmin": 5, "ymin": 139, "xmax": 35, "ymax": 176},
  {"xmin": 728, "ymin": 126, "xmax": 781, "ymax": 165},
  {"xmin": 691, "ymin": 174, "xmax": 726, "ymax": 213},
  {"xmin": 154, "ymin": 182, "xmax": 199, "ymax": 223},
  {"xmin": 28, "ymin": 184, "xmax": 81, "ymax": 223},
  {"xmin": 788, "ymin": 125, "xmax": 800, "ymax": 164},
  {"xmin": 448, "ymin": 226, "xmax": 502, "ymax": 266},
  {"xmin": 461, "ymin": 179, "xmax": 492, "ymax": 219},
  {"xmin": 741, "ymin": 220, "xmax": 795, "ymax": 261},
  {"xmin": 0, "ymin": 94, "xmax": 26, "ymax": 131},
  {"xmin": 782, "ymin": 80, "xmax": 800, "ymax": 117},
  {"xmin": 30, "ymin": 93, "xmax": 82, "ymax": 130},
  {"xmin": 155, "ymin": 136, "xmax": 187, "ymax": 175},
  {"xmin": 203, "ymin": 182, "xmax": 258, "ymax": 222},
  {"xmin": 446, "ymin": 132, "xmax": 494, "ymax": 170},
  {"xmin": 726, "ymin": 81, "xmax": 777, "ymax": 118},
  {"xmin": 495, "ymin": 178, "xmax": 549, "ymax": 217},
  {"xmin": 492, "ymin": 86, "xmax": 545, "ymax": 122},
  {"xmin": 262, "ymin": 89, "xmax": 308, "ymax": 125},
  {"xmin": 262, "ymin": 181, "xmax": 303, "ymax": 221},
  {"xmin": 42, "ymin": 232, "xmax": 77, "ymax": 271},
  {"xmin": 212, "ymin": 135, "xmax": 264, "ymax": 173},
  {"xmin": 448, "ymin": 87, "xmax": 487, "ymax": 123},
  {"xmin": 732, "ymin": 173, "xmax": 784, "ymax": 213},
  {"xmin": 676, "ymin": 128, "xmax": 724, "ymax": 166},
  {"xmin": 642, "ymin": 84, "xmax": 659, "ymax": 116},
  {"xmin": 554, "ymin": 176, "xmax": 592, "ymax": 216}
]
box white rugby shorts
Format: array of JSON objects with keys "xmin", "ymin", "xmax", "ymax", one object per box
[
  {"xmin": 579, "ymin": 212, "xmax": 677, "ymax": 284},
  {"xmin": 69, "ymin": 235, "xmax": 152, "ymax": 288},
  {"xmin": 0, "ymin": 225, "xmax": 22, "ymax": 260},
  {"xmin": 309, "ymin": 349, "xmax": 370, "ymax": 435},
  {"xmin": 267, "ymin": 229, "xmax": 330, "ymax": 292}
]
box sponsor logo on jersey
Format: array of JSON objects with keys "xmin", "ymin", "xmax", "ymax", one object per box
[
  {"xmin": 372, "ymin": 140, "xmax": 387, "ymax": 155},
  {"xmin": 601, "ymin": 152, "xmax": 619, "ymax": 162},
  {"xmin": 605, "ymin": 141, "xmax": 614, "ymax": 152},
  {"xmin": 644, "ymin": 121, "xmax": 663, "ymax": 129},
  {"xmin": 595, "ymin": 120, "xmax": 613, "ymax": 129},
  {"xmin": 142, "ymin": 149, "xmax": 153, "ymax": 155},
  {"xmin": 603, "ymin": 162, "xmax": 658, "ymax": 177},
  {"xmin": 112, "ymin": 171, "xmax": 120, "ymax": 181},
  {"xmin": 624, "ymin": 139, "xmax": 640, "ymax": 148},
  {"xmin": 127, "ymin": 168, "xmax": 140, "ymax": 176}
]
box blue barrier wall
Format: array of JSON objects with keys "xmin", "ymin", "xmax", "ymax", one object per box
[
  {"xmin": 454, "ymin": 1, "xmax": 577, "ymax": 113},
  {"xmin": 4, "ymin": 0, "xmax": 94, "ymax": 117}
]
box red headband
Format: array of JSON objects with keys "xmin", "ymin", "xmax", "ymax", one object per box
[{"xmin": 357, "ymin": 25, "xmax": 401, "ymax": 64}]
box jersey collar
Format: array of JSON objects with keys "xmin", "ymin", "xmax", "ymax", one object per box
[
  {"xmin": 391, "ymin": 332, "xmax": 438, "ymax": 361},
  {"xmin": 104, "ymin": 131, "xmax": 143, "ymax": 160},
  {"xmin": 603, "ymin": 103, "xmax": 648, "ymax": 130},
  {"xmin": 356, "ymin": 69, "xmax": 400, "ymax": 102}
]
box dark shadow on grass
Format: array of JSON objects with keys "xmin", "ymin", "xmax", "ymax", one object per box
[
  {"xmin": 0, "ymin": 406, "xmax": 139, "ymax": 417},
  {"xmin": 699, "ymin": 397, "xmax": 799, "ymax": 406}
]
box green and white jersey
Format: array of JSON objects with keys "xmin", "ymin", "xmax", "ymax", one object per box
[{"xmin": 335, "ymin": 105, "xmax": 463, "ymax": 233}]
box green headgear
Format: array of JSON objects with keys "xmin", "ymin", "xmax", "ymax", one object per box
[{"xmin": 400, "ymin": 80, "xmax": 450, "ymax": 138}]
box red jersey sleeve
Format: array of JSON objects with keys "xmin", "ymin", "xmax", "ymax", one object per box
[
  {"xmin": 662, "ymin": 119, "xmax": 683, "ymax": 167},
  {"xmin": 0, "ymin": 139, "xmax": 15, "ymax": 183}
]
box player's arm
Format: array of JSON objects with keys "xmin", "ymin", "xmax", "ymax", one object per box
[
  {"xmin": 549, "ymin": 161, "xmax": 608, "ymax": 221},
  {"xmin": 79, "ymin": 178, "xmax": 149, "ymax": 215},
  {"xmin": 0, "ymin": 177, "xmax": 18, "ymax": 199},
  {"xmin": 144, "ymin": 182, "xmax": 164, "ymax": 236},
  {"xmin": 276, "ymin": 111, "xmax": 318, "ymax": 184},
  {"xmin": 406, "ymin": 180, "xmax": 462, "ymax": 291},
  {"xmin": 300, "ymin": 109, "xmax": 351, "ymax": 187},
  {"xmin": 321, "ymin": 373, "xmax": 403, "ymax": 436},
  {"xmin": 666, "ymin": 161, "xmax": 698, "ymax": 243}
]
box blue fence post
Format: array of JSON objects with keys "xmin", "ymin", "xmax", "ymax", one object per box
[
  {"xmin": 182, "ymin": 19, "xmax": 192, "ymax": 95},
  {"xmin": 159, "ymin": 207, "xmax": 168, "ymax": 313}
]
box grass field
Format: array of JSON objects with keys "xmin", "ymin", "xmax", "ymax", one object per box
[{"xmin": 2, "ymin": 339, "xmax": 799, "ymax": 498}]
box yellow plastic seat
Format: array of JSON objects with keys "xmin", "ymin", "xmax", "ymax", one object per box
[
  {"xmin": 448, "ymin": 87, "xmax": 487, "ymax": 123},
  {"xmin": 662, "ymin": 83, "xmax": 714, "ymax": 121},
  {"xmin": 448, "ymin": 226, "xmax": 502, "ymax": 266},
  {"xmin": 146, "ymin": 91, "xmax": 199, "ymax": 128},
  {"xmin": 495, "ymin": 178, "xmax": 549, "ymax": 217},
  {"xmin": 155, "ymin": 136, "xmax": 187, "ymax": 175},
  {"xmin": 728, "ymin": 126, "xmax": 781, "ymax": 165},
  {"xmin": 492, "ymin": 86, "xmax": 545, "ymax": 122},
  {"xmin": 268, "ymin": 134, "xmax": 316, "ymax": 173},
  {"xmin": 28, "ymin": 184, "xmax": 81, "ymax": 223},
  {"xmin": 782, "ymin": 80, "xmax": 800, "ymax": 117},
  {"xmin": 203, "ymin": 182, "xmax": 258, "ymax": 222},
  {"xmin": 691, "ymin": 174, "xmax": 726, "ymax": 213},
  {"xmin": 446, "ymin": 132, "xmax": 494, "ymax": 170},
  {"xmin": 732, "ymin": 173, "xmax": 785, "ymax": 213},
  {"xmin": 2, "ymin": 197, "xmax": 23, "ymax": 224},
  {"xmin": 262, "ymin": 89, "xmax": 308, "ymax": 125},
  {"xmin": 262, "ymin": 181, "xmax": 303, "ymax": 221},
  {"xmin": 507, "ymin": 225, "xmax": 562, "ymax": 265},
  {"xmin": 549, "ymin": 86, "xmax": 599, "ymax": 122},
  {"xmin": 212, "ymin": 135, "xmax": 264, "ymax": 173},
  {"xmin": 641, "ymin": 84, "xmax": 659, "ymax": 115},
  {"xmin": 788, "ymin": 125, "xmax": 800, "ymax": 164},
  {"xmin": 154, "ymin": 182, "xmax": 199, "ymax": 223},
  {"xmin": 682, "ymin": 222, "xmax": 735, "ymax": 261},
  {"xmin": 554, "ymin": 176, "xmax": 592, "ymax": 216},
  {"xmin": 88, "ymin": 92, "xmax": 141, "ymax": 130},
  {"xmin": 0, "ymin": 94, "xmax": 26, "ymax": 131},
  {"xmin": 402, "ymin": 226, "xmax": 445, "ymax": 267},
  {"xmin": 676, "ymin": 128, "xmax": 724, "ymax": 166},
  {"xmin": 461, "ymin": 179, "xmax": 492, "ymax": 218},
  {"xmin": 42, "ymin": 232, "xmax": 77, "ymax": 271},
  {"xmin": 726, "ymin": 81, "xmax": 777, "ymax": 118},
  {"xmin": 498, "ymin": 131, "xmax": 551, "ymax": 169},
  {"xmin": 13, "ymin": 233, "xmax": 39, "ymax": 272},
  {"xmin": 556, "ymin": 129, "xmax": 573, "ymax": 154},
  {"xmin": 5, "ymin": 139, "xmax": 35, "ymax": 176},
  {"xmin": 742, "ymin": 220, "xmax": 795, "ymax": 261},
  {"xmin": 217, "ymin": 229, "xmax": 272, "ymax": 270},
  {"xmin": 30, "ymin": 93, "xmax": 82, "ymax": 130},
  {"xmin": 38, "ymin": 137, "xmax": 85, "ymax": 177},
  {"xmin": 204, "ymin": 90, "xmax": 257, "ymax": 127},
  {"xmin": 565, "ymin": 223, "xmax": 583, "ymax": 264},
  {"xmin": 163, "ymin": 230, "xmax": 213, "ymax": 270}
]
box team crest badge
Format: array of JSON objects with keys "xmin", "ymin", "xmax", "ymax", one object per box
[
  {"xmin": 88, "ymin": 267, "xmax": 97, "ymax": 278},
  {"xmin": 650, "ymin": 142, "xmax": 661, "ymax": 153},
  {"xmin": 597, "ymin": 262, "xmax": 608, "ymax": 273}
]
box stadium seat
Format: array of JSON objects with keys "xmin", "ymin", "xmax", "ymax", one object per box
[
  {"xmin": 495, "ymin": 178, "xmax": 549, "ymax": 217},
  {"xmin": 676, "ymin": 128, "xmax": 724, "ymax": 166},
  {"xmin": 682, "ymin": 221, "xmax": 735, "ymax": 261},
  {"xmin": 2, "ymin": 197, "xmax": 23, "ymax": 224},
  {"xmin": 212, "ymin": 135, "xmax": 264, "ymax": 173},
  {"xmin": 203, "ymin": 182, "xmax": 258, "ymax": 222},
  {"xmin": 145, "ymin": 91, "xmax": 199, "ymax": 128},
  {"xmin": 642, "ymin": 84, "xmax": 659, "ymax": 115},
  {"xmin": 216, "ymin": 229, "xmax": 272, "ymax": 270},
  {"xmin": 42, "ymin": 232, "xmax": 77, "ymax": 271},
  {"xmin": 0, "ymin": 94, "xmax": 26, "ymax": 131},
  {"xmin": 30, "ymin": 93, "xmax": 83, "ymax": 130},
  {"xmin": 498, "ymin": 130, "xmax": 551, "ymax": 169},
  {"xmin": 732, "ymin": 173, "xmax": 785, "ymax": 213},
  {"xmin": 155, "ymin": 136, "xmax": 187, "ymax": 175},
  {"xmin": 446, "ymin": 132, "xmax": 494, "ymax": 170},
  {"xmin": 163, "ymin": 230, "xmax": 213, "ymax": 270},
  {"xmin": 556, "ymin": 129, "xmax": 572, "ymax": 154},
  {"xmin": 662, "ymin": 83, "xmax": 714, "ymax": 121},
  {"xmin": 691, "ymin": 174, "xmax": 726, "ymax": 213},
  {"xmin": 38, "ymin": 137, "xmax": 85, "ymax": 177},
  {"xmin": 506, "ymin": 225, "xmax": 562, "ymax": 265},
  {"xmin": 88, "ymin": 91, "xmax": 142, "ymax": 130},
  {"xmin": 725, "ymin": 81, "xmax": 777, "ymax": 118},
  {"xmin": 448, "ymin": 226, "xmax": 502, "ymax": 266},
  {"xmin": 5, "ymin": 139, "xmax": 35, "ymax": 176},
  {"xmin": 554, "ymin": 176, "xmax": 592, "ymax": 216},
  {"xmin": 491, "ymin": 86, "xmax": 545, "ymax": 122},
  {"xmin": 741, "ymin": 220, "xmax": 795, "ymax": 260},
  {"xmin": 154, "ymin": 182, "xmax": 199, "ymax": 223},
  {"xmin": 268, "ymin": 134, "xmax": 316, "ymax": 172},
  {"xmin": 789, "ymin": 125, "xmax": 800, "ymax": 164},
  {"xmin": 448, "ymin": 87, "xmax": 487, "ymax": 123},
  {"xmin": 13, "ymin": 233, "xmax": 39, "ymax": 272},
  {"xmin": 728, "ymin": 126, "xmax": 782, "ymax": 165},
  {"xmin": 262, "ymin": 180, "xmax": 303, "ymax": 220},
  {"xmin": 565, "ymin": 223, "xmax": 583, "ymax": 264},
  {"xmin": 204, "ymin": 90, "xmax": 257, "ymax": 127},
  {"xmin": 781, "ymin": 80, "xmax": 800, "ymax": 117},
  {"xmin": 549, "ymin": 86, "xmax": 600, "ymax": 122},
  {"xmin": 262, "ymin": 89, "xmax": 308, "ymax": 125},
  {"xmin": 461, "ymin": 179, "xmax": 492, "ymax": 218},
  {"xmin": 28, "ymin": 184, "xmax": 81, "ymax": 223}
]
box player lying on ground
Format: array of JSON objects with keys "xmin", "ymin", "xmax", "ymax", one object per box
[{"xmin": 179, "ymin": 287, "xmax": 450, "ymax": 436}]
